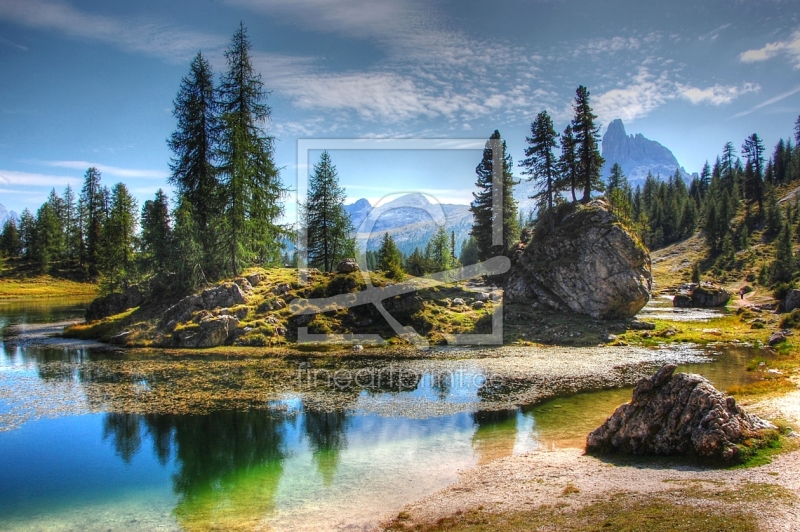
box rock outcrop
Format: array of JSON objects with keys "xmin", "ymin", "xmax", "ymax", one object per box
[
  {"xmin": 785, "ymin": 289, "xmax": 800, "ymax": 312},
  {"xmin": 673, "ymin": 283, "xmax": 730, "ymax": 308},
  {"xmin": 586, "ymin": 365, "xmax": 776, "ymax": 462},
  {"xmin": 505, "ymin": 200, "xmax": 651, "ymax": 320},
  {"xmin": 162, "ymin": 282, "xmax": 247, "ymax": 331},
  {"xmin": 85, "ymin": 285, "xmax": 143, "ymax": 321}
]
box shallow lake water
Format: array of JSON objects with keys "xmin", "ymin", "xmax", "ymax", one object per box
[{"xmin": 0, "ymin": 298, "xmax": 773, "ymax": 531}]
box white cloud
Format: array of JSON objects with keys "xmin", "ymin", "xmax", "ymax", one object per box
[
  {"xmin": 44, "ymin": 161, "xmax": 169, "ymax": 179},
  {"xmin": 678, "ymin": 82, "xmax": 759, "ymax": 105},
  {"xmin": 0, "ymin": 169, "xmax": 81, "ymax": 187},
  {"xmin": 739, "ymin": 30, "xmax": 800, "ymax": 69},
  {"xmin": 0, "ymin": 0, "xmax": 227, "ymax": 62}
]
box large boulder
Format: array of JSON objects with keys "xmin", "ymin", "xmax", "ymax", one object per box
[
  {"xmin": 586, "ymin": 365, "xmax": 776, "ymax": 462},
  {"xmin": 336, "ymin": 258, "xmax": 360, "ymax": 273},
  {"xmin": 85, "ymin": 285, "xmax": 144, "ymax": 321},
  {"xmin": 174, "ymin": 315, "xmax": 239, "ymax": 348},
  {"xmin": 162, "ymin": 282, "xmax": 247, "ymax": 327},
  {"xmin": 785, "ymin": 289, "xmax": 800, "ymax": 312},
  {"xmin": 505, "ymin": 200, "xmax": 651, "ymax": 320},
  {"xmin": 673, "ymin": 284, "xmax": 730, "ymax": 308}
]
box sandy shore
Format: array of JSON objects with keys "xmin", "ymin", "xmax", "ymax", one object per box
[{"xmin": 376, "ymin": 389, "xmax": 800, "ymax": 532}]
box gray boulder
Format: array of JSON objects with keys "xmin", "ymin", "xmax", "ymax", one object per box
[
  {"xmin": 85, "ymin": 285, "xmax": 144, "ymax": 321},
  {"xmin": 505, "ymin": 200, "xmax": 651, "ymax": 320},
  {"xmin": 336, "ymin": 258, "xmax": 360, "ymax": 273},
  {"xmin": 174, "ymin": 315, "xmax": 239, "ymax": 348},
  {"xmin": 586, "ymin": 365, "xmax": 776, "ymax": 462},
  {"xmin": 785, "ymin": 289, "xmax": 800, "ymax": 312},
  {"xmin": 162, "ymin": 282, "xmax": 247, "ymax": 326},
  {"xmin": 673, "ymin": 285, "xmax": 730, "ymax": 308}
]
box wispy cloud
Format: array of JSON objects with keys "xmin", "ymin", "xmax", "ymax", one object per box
[
  {"xmin": 0, "ymin": 169, "xmax": 81, "ymax": 187},
  {"xmin": 0, "ymin": 0, "xmax": 226, "ymax": 62},
  {"xmin": 678, "ymin": 82, "xmax": 759, "ymax": 105},
  {"xmin": 44, "ymin": 160, "xmax": 168, "ymax": 179},
  {"xmin": 0, "ymin": 35, "xmax": 27, "ymax": 51},
  {"xmin": 730, "ymin": 84, "xmax": 800, "ymax": 119},
  {"xmin": 739, "ymin": 29, "xmax": 800, "ymax": 69}
]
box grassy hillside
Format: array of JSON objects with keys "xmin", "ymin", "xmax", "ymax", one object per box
[{"xmin": 0, "ymin": 259, "xmax": 97, "ymax": 299}]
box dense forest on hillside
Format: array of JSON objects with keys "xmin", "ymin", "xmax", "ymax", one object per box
[{"xmin": 3, "ymin": 25, "xmax": 800, "ymax": 298}]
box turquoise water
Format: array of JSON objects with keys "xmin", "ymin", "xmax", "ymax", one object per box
[{"xmin": 0, "ymin": 298, "xmax": 770, "ymax": 531}]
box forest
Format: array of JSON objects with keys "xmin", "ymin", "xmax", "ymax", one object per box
[{"xmin": 3, "ymin": 23, "xmax": 800, "ymax": 300}]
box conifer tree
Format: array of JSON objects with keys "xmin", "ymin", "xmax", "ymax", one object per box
[
  {"xmin": 558, "ymin": 125, "xmax": 579, "ymax": 203},
  {"xmin": 458, "ymin": 236, "xmax": 479, "ymax": 267},
  {"xmin": 771, "ymin": 221, "xmax": 795, "ymax": 284},
  {"xmin": 80, "ymin": 167, "xmax": 104, "ymax": 274},
  {"xmin": 218, "ymin": 23, "xmax": 286, "ymax": 275},
  {"xmin": 62, "ymin": 184, "xmax": 80, "ymax": 263},
  {"xmin": 425, "ymin": 226, "xmax": 457, "ymax": 273},
  {"xmin": 0, "ymin": 218, "xmax": 21, "ymax": 258},
  {"xmin": 699, "ymin": 161, "xmax": 711, "ymax": 197},
  {"xmin": 302, "ymin": 151, "xmax": 355, "ymax": 272},
  {"xmin": 171, "ymin": 201, "xmax": 204, "ymax": 291},
  {"xmin": 168, "ymin": 52, "xmax": 221, "ymax": 272},
  {"xmin": 607, "ymin": 163, "xmax": 629, "ymax": 194},
  {"xmin": 141, "ymin": 189, "xmax": 172, "ymax": 273},
  {"xmin": 18, "ymin": 209, "xmax": 35, "ymax": 260},
  {"xmin": 377, "ymin": 232, "xmax": 403, "ymax": 279},
  {"xmin": 405, "ymin": 246, "xmax": 428, "ymax": 276},
  {"xmin": 571, "ymin": 86, "xmax": 605, "ymax": 202},
  {"xmin": 469, "ymin": 130, "xmax": 519, "ymax": 261},
  {"xmin": 742, "ymin": 133, "xmax": 765, "ymax": 212},
  {"xmin": 519, "ymin": 110, "xmax": 560, "ymax": 221},
  {"xmin": 99, "ymin": 183, "xmax": 138, "ymax": 292},
  {"xmin": 33, "ymin": 201, "xmax": 60, "ymax": 271}
]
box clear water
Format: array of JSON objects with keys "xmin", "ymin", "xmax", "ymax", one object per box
[{"xmin": 0, "ymin": 298, "xmax": 771, "ymax": 531}]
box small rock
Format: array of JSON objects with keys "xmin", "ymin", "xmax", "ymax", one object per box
[
  {"xmin": 769, "ymin": 330, "xmax": 788, "ymax": 346},
  {"xmin": 472, "ymin": 300, "xmax": 485, "ymax": 309},
  {"xmin": 233, "ymin": 277, "xmax": 253, "ymax": 292},
  {"xmin": 606, "ymin": 334, "xmax": 618, "ymax": 342},
  {"xmin": 352, "ymin": 344, "xmax": 364, "ymax": 352},
  {"xmin": 245, "ymin": 273, "xmax": 263, "ymax": 287},
  {"xmin": 452, "ymin": 298, "xmax": 466, "ymax": 306},
  {"xmin": 628, "ymin": 320, "xmax": 655, "ymax": 330},
  {"xmin": 474, "ymin": 293, "xmax": 489, "ymax": 302}
]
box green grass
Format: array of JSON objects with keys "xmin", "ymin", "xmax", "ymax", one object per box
[{"xmin": 0, "ymin": 275, "xmax": 97, "ymax": 299}]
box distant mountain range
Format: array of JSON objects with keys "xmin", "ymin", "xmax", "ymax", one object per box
[
  {"xmin": 0, "ymin": 204, "xmax": 19, "ymax": 226},
  {"xmin": 601, "ymin": 119, "xmax": 692, "ymax": 186},
  {"xmin": 345, "ymin": 194, "xmax": 473, "ymax": 256}
]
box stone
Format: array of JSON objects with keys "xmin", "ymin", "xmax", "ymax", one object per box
[
  {"xmin": 336, "ymin": 258, "xmax": 360, "ymax": 273},
  {"xmin": 162, "ymin": 282, "xmax": 247, "ymax": 327},
  {"xmin": 672, "ymin": 293, "xmax": 693, "ymax": 308},
  {"xmin": 673, "ymin": 284, "xmax": 729, "ymax": 308},
  {"xmin": 586, "ymin": 365, "xmax": 776, "ymax": 462},
  {"xmin": 452, "ymin": 298, "xmax": 466, "ymax": 306},
  {"xmin": 769, "ymin": 330, "xmax": 789, "ymax": 346},
  {"xmin": 505, "ymin": 200, "xmax": 651, "ymax": 320},
  {"xmin": 245, "ymin": 273, "xmax": 263, "ymax": 287},
  {"xmin": 628, "ymin": 319, "xmax": 655, "ymax": 330},
  {"xmin": 174, "ymin": 315, "xmax": 239, "ymax": 348},
  {"xmin": 785, "ymin": 289, "xmax": 800, "ymax": 312},
  {"xmin": 474, "ymin": 293, "xmax": 489, "ymax": 302},
  {"xmin": 352, "ymin": 344, "xmax": 364, "ymax": 352},
  {"xmin": 85, "ymin": 284, "xmax": 144, "ymax": 322},
  {"xmin": 472, "ymin": 300, "xmax": 485, "ymax": 309},
  {"xmin": 271, "ymin": 283, "xmax": 291, "ymax": 295},
  {"xmin": 233, "ymin": 277, "xmax": 253, "ymax": 292}
]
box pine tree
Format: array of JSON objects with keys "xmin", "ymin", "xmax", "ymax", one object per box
[
  {"xmin": 62, "ymin": 184, "xmax": 80, "ymax": 264},
  {"xmin": 218, "ymin": 23, "xmax": 286, "ymax": 276},
  {"xmin": 405, "ymin": 246, "xmax": 428, "ymax": 276},
  {"xmin": 607, "ymin": 163, "xmax": 629, "ymax": 194},
  {"xmin": 571, "ymin": 86, "xmax": 605, "ymax": 202},
  {"xmin": 141, "ymin": 189, "xmax": 172, "ymax": 273},
  {"xmin": 171, "ymin": 201, "xmax": 204, "ymax": 291},
  {"xmin": 794, "ymin": 114, "xmax": 800, "ymax": 146},
  {"xmin": 519, "ymin": 110, "xmax": 560, "ymax": 221},
  {"xmin": 425, "ymin": 226, "xmax": 457, "ymax": 273},
  {"xmin": 33, "ymin": 201, "xmax": 60, "ymax": 271},
  {"xmin": 469, "ymin": 130, "xmax": 519, "ymax": 261},
  {"xmin": 742, "ymin": 133, "xmax": 765, "ymax": 212},
  {"xmin": 558, "ymin": 124, "xmax": 579, "ymax": 203},
  {"xmin": 458, "ymin": 236, "xmax": 479, "ymax": 267},
  {"xmin": 377, "ymin": 232, "xmax": 403, "ymax": 279},
  {"xmin": 302, "ymin": 151, "xmax": 355, "ymax": 272},
  {"xmin": 0, "ymin": 218, "xmax": 21, "ymax": 258},
  {"xmin": 18, "ymin": 208, "xmax": 35, "ymax": 260},
  {"xmin": 721, "ymin": 142, "xmax": 738, "ymax": 195},
  {"xmin": 699, "ymin": 161, "xmax": 711, "ymax": 197},
  {"xmin": 168, "ymin": 52, "xmax": 221, "ymax": 274},
  {"xmin": 99, "ymin": 183, "xmax": 138, "ymax": 292},
  {"xmin": 80, "ymin": 167, "xmax": 104, "ymax": 274},
  {"xmin": 771, "ymin": 221, "xmax": 795, "ymax": 284}
]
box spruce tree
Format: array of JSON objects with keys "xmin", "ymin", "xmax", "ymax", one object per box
[
  {"xmin": 699, "ymin": 161, "xmax": 711, "ymax": 197},
  {"xmin": 607, "ymin": 163, "xmax": 629, "ymax": 194},
  {"xmin": 571, "ymin": 86, "xmax": 605, "ymax": 202},
  {"xmin": 141, "ymin": 189, "xmax": 172, "ymax": 273},
  {"xmin": 771, "ymin": 221, "xmax": 795, "ymax": 284},
  {"xmin": 80, "ymin": 167, "xmax": 104, "ymax": 274},
  {"xmin": 458, "ymin": 236, "xmax": 479, "ymax": 267},
  {"xmin": 742, "ymin": 133, "xmax": 765, "ymax": 212},
  {"xmin": 469, "ymin": 130, "xmax": 519, "ymax": 261},
  {"xmin": 33, "ymin": 202, "xmax": 60, "ymax": 271},
  {"xmin": 405, "ymin": 246, "xmax": 428, "ymax": 276},
  {"xmin": 377, "ymin": 232, "xmax": 403, "ymax": 279},
  {"xmin": 0, "ymin": 218, "xmax": 21, "ymax": 258},
  {"xmin": 99, "ymin": 183, "xmax": 138, "ymax": 292},
  {"xmin": 218, "ymin": 23, "xmax": 286, "ymax": 275},
  {"xmin": 558, "ymin": 125, "xmax": 579, "ymax": 203},
  {"xmin": 519, "ymin": 110, "xmax": 560, "ymax": 220},
  {"xmin": 62, "ymin": 184, "xmax": 80, "ymax": 264},
  {"xmin": 171, "ymin": 201, "xmax": 204, "ymax": 291},
  {"xmin": 302, "ymin": 151, "xmax": 355, "ymax": 272},
  {"xmin": 168, "ymin": 52, "xmax": 221, "ymax": 272},
  {"xmin": 425, "ymin": 226, "xmax": 457, "ymax": 273},
  {"xmin": 18, "ymin": 209, "xmax": 35, "ymax": 260}
]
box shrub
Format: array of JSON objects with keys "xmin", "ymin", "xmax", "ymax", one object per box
[{"xmin": 780, "ymin": 309, "xmax": 800, "ymax": 329}]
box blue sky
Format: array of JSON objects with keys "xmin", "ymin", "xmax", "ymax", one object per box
[{"xmin": 1, "ymin": 0, "xmax": 799, "ymax": 219}]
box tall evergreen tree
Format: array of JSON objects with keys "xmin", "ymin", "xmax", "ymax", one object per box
[
  {"xmin": 458, "ymin": 236, "xmax": 479, "ymax": 267},
  {"xmin": 699, "ymin": 161, "xmax": 711, "ymax": 197},
  {"xmin": 607, "ymin": 163, "xmax": 629, "ymax": 194},
  {"xmin": 80, "ymin": 167, "xmax": 104, "ymax": 274},
  {"xmin": 742, "ymin": 133, "xmax": 765, "ymax": 212},
  {"xmin": 425, "ymin": 226, "xmax": 457, "ymax": 273},
  {"xmin": 62, "ymin": 184, "xmax": 80, "ymax": 263},
  {"xmin": 168, "ymin": 51, "xmax": 221, "ymax": 273},
  {"xmin": 33, "ymin": 201, "xmax": 60, "ymax": 271},
  {"xmin": 140, "ymin": 189, "xmax": 173, "ymax": 273},
  {"xmin": 558, "ymin": 124, "xmax": 579, "ymax": 203},
  {"xmin": 469, "ymin": 130, "xmax": 519, "ymax": 261},
  {"xmin": 18, "ymin": 208, "xmax": 35, "ymax": 260},
  {"xmin": 571, "ymin": 86, "xmax": 605, "ymax": 202},
  {"xmin": 99, "ymin": 183, "xmax": 138, "ymax": 292},
  {"xmin": 519, "ymin": 110, "xmax": 560, "ymax": 221},
  {"xmin": 302, "ymin": 151, "xmax": 355, "ymax": 272},
  {"xmin": 377, "ymin": 232, "xmax": 403, "ymax": 279},
  {"xmin": 217, "ymin": 23, "xmax": 285, "ymax": 276},
  {"xmin": 0, "ymin": 218, "xmax": 21, "ymax": 258}
]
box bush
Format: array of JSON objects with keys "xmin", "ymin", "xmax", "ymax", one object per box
[
  {"xmin": 780, "ymin": 309, "xmax": 800, "ymax": 329},
  {"xmin": 773, "ymin": 282, "xmax": 796, "ymax": 301}
]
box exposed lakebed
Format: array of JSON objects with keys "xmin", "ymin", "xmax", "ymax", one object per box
[{"xmin": 0, "ymin": 297, "xmax": 775, "ymax": 531}]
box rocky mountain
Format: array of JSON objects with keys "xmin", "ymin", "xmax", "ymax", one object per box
[
  {"xmin": 345, "ymin": 194, "xmax": 473, "ymax": 256},
  {"xmin": 602, "ymin": 119, "xmax": 690, "ymax": 186},
  {"xmin": 0, "ymin": 204, "xmax": 19, "ymax": 226}
]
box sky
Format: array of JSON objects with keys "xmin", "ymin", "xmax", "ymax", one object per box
[{"xmin": 1, "ymin": 0, "xmax": 800, "ymax": 221}]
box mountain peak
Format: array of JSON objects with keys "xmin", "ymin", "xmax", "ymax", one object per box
[{"xmin": 601, "ymin": 119, "xmax": 688, "ymax": 184}]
